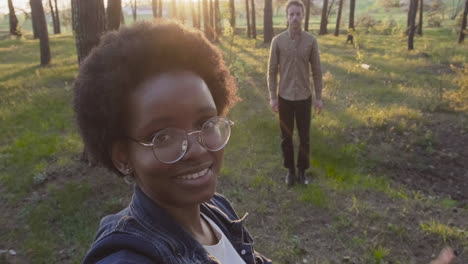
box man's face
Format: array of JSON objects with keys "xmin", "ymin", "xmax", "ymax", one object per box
[{"xmin": 287, "ymin": 4, "xmax": 304, "ymax": 31}]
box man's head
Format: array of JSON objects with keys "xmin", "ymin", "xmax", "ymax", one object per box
[{"xmin": 286, "ymin": 0, "xmax": 305, "ymax": 31}]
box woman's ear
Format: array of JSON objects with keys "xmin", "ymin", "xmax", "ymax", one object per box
[{"xmin": 111, "ymin": 141, "xmax": 133, "ymax": 176}]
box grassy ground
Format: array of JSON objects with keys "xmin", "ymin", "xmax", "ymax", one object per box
[{"xmin": 1, "ymin": 12, "xmax": 468, "ymax": 264}]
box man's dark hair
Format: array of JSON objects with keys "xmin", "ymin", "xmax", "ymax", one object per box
[
  {"xmin": 285, "ymin": 0, "xmax": 305, "ymax": 14},
  {"xmin": 73, "ymin": 20, "xmax": 239, "ymax": 175}
]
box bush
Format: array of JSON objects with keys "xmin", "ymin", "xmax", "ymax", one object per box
[
  {"xmin": 356, "ymin": 15, "xmax": 377, "ymax": 33},
  {"xmin": 446, "ymin": 64, "xmax": 468, "ymax": 111},
  {"xmin": 373, "ymin": 18, "xmax": 401, "ymax": 35}
]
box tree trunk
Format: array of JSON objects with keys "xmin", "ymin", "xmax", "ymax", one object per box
[
  {"xmin": 245, "ymin": 0, "xmax": 251, "ymax": 37},
  {"xmin": 210, "ymin": 0, "xmax": 214, "ymax": 31},
  {"xmin": 180, "ymin": 0, "xmax": 186, "ymax": 23},
  {"xmin": 304, "ymin": 0, "xmax": 311, "ymax": 32},
  {"xmin": 8, "ymin": 0, "xmax": 21, "ymax": 36},
  {"xmin": 198, "ymin": 0, "xmax": 202, "ymax": 28},
  {"xmin": 251, "ymin": 0, "xmax": 257, "ymax": 38},
  {"xmin": 203, "ymin": 0, "xmax": 214, "ymax": 40},
  {"xmin": 172, "ymin": 0, "xmax": 177, "ymax": 19},
  {"xmin": 191, "ymin": 0, "xmax": 198, "ymax": 28},
  {"xmin": 319, "ymin": 0, "xmax": 328, "ymax": 34},
  {"xmin": 264, "ymin": 0, "xmax": 273, "ymax": 43},
  {"xmin": 152, "ymin": 0, "xmax": 158, "ymax": 18},
  {"xmin": 158, "ymin": 0, "xmax": 163, "ymax": 17},
  {"xmin": 229, "ymin": 0, "xmax": 236, "ymax": 29},
  {"xmin": 334, "ymin": 0, "xmax": 344, "ymax": 36},
  {"xmin": 214, "ymin": 0, "xmax": 222, "ymax": 36},
  {"xmin": 107, "ymin": 0, "xmax": 122, "ymax": 30},
  {"xmin": 407, "ymin": 0, "xmax": 413, "ymax": 28},
  {"xmin": 349, "ymin": 0, "xmax": 355, "ymax": 30},
  {"xmin": 132, "ymin": 0, "xmax": 137, "ymax": 21},
  {"xmin": 48, "ymin": 0, "xmax": 58, "ymax": 34},
  {"xmin": 54, "ymin": 0, "xmax": 61, "ymax": 33},
  {"xmin": 459, "ymin": 0, "xmax": 468, "ymax": 43},
  {"xmin": 417, "ymin": 0, "xmax": 423, "ymax": 35},
  {"xmin": 408, "ymin": 0, "xmax": 418, "ymax": 50},
  {"xmin": 73, "ymin": 0, "xmax": 106, "ymax": 64},
  {"xmin": 30, "ymin": 0, "xmax": 50, "ymax": 66}
]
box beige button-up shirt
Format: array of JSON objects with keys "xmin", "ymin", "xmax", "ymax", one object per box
[{"xmin": 268, "ymin": 30, "xmax": 323, "ymax": 102}]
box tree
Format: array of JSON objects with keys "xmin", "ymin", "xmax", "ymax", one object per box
[
  {"xmin": 198, "ymin": 0, "xmax": 202, "ymax": 28},
  {"xmin": 304, "ymin": 0, "xmax": 311, "ymax": 32},
  {"xmin": 408, "ymin": 0, "xmax": 419, "ymax": 50},
  {"xmin": 245, "ymin": 0, "xmax": 251, "ymax": 37},
  {"xmin": 107, "ymin": 0, "xmax": 122, "ymax": 30},
  {"xmin": 30, "ymin": 0, "xmax": 50, "ymax": 66},
  {"xmin": 334, "ymin": 0, "xmax": 344, "ymax": 36},
  {"xmin": 158, "ymin": 0, "xmax": 163, "ymax": 17},
  {"xmin": 180, "ymin": 0, "xmax": 186, "ymax": 23},
  {"xmin": 264, "ymin": 0, "xmax": 273, "ymax": 43},
  {"xmin": 417, "ymin": 0, "xmax": 423, "ymax": 35},
  {"xmin": 152, "ymin": 0, "xmax": 158, "ymax": 18},
  {"xmin": 72, "ymin": 0, "xmax": 106, "ymax": 64},
  {"xmin": 191, "ymin": 0, "xmax": 199, "ymax": 28},
  {"xmin": 210, "ymin": 0, "xmax": 214, "ymax": 30},
  {"xmin": 319, "ymin": 0, "xmax": 328, "ymax": 34},
  {"xmin": 54, "ymin": 0, "xmax": 61, "ymax": 33},
  {"xmin": 459, "ymin": 0, "xmax": 468, "ymax": 43},
  {"xmin": 229, "ymin": 0, "xmax": 236, "ymax": 29},
  {"xmin": 214, "ymin": 0, "xmax": 222, "ymax": 36},
  {"xmin": 349, "ymin": 0, "xmax": 355, "ymax": 30},
  {"xmin": 251, "ymin": 0, "xmax": 257, "ymax": 38},
  {"xmin": 131, "ymin": 0, "xmax": 138, "ymax": 21},
  {"xmin": 8, "ymin": 0, "xmax": 21, "ymax": 36},
  {"xmin": 202, "ymin": 0, "xmax": 214, "ymax": 40}
]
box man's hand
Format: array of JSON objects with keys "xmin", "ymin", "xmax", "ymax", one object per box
[
  {"xmin": 430, "ymin": 247, "xmax": 456, "ymax": 264},
  {"xmin": 315, "ymin": 99, "xmax": 323, "ymax": 115},
  {"xmin": 270, "ymin": 99, "xmax": 279, "ymax": 113}
]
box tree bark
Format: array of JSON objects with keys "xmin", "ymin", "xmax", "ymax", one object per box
[
  {"xmin": 319, "ymin": 0, "xmax": 328, "ymax": 34},
  {"xmin": 417, "ymin": 0, "xmax": 423, "ymax": 35},
  {"xmin": 334, "ymin": 0, "xmax": 344, "ymax": 36},
  {"xmin": 8, "ymin": 0, "xmax": 21, "ymax": 36},
  {"xmin": 48, "ymin": 0, "xmax": 58, "ymax": 34},
  {"xmin": 408, "ymin": 0, "xmax": 418, "ymax": 50},
  {"xmin": 229, "ymin": 0, "xmax": 236, "ymax": 29},
  {"xmin": 210, "ymin": 0, "xmax": 214, "ymax": 30},
  {"xmin": 132, "ymin": 0, "xmax": 137, "ymax": 21},
  {"xmin": 264, "ymin": 0, "xmax": 273, "ymax": 43},
  {"xmin": 30, "ymin": 0, "xmax": 50, "ymax": 66},
  {"xmin": 349, "ymin": 0, "xmax": 355, "ymax": 30},
  {"xmin": 198, "ymin": 0, "xmax": 202, "ymax": 28},
  {"xmin": 251, "ymin": 0, "xmax": 257, "ymax": 38},
  {"xmin": 107, "ymin": 0, "xmax": 122, "ymax": 30},
  {"xmin": 214, "ymin": 0, "xmax": 221, "ymax": 36},
  {"xmin": 304, "ymin": 0, "xmax": 311, "ymax": 32},
  {"xmin": 158, "ymin": 0, "xmax": 163, "ymax": 17},
  {"xmin": 152, "ymin": 0, "xmax": 158, "ymax": 18},
  {"xmin": 459, "ymin": 0, "xmax": 468, "ymax": 43},
  {"xmin": 245, "ymin": 0, "xmax": 251, "ymax": 37},
  {"xmin": 180, "ymin": 0, "xmax": 186, "ymax": 23},
  {"xmin": 203, "ymin": 0, "xmax": 214, "ymax": 40},
  {"xmin": 73, "ymin": 0, "xmax": 106, "ymax": 64},
  {"xmin": 54, "ymin": 0, "xmax": 61, "ymax": 33},
  {"xmin": 191, "ymin": 0, "xmax": 198, "ymax": 28}
]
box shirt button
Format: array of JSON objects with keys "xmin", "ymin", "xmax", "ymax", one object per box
[{"xmin": 241, "ymin": 249, "xmax": 246, "ymax": 255}]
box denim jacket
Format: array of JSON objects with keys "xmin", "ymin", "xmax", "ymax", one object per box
[{"xmin": 83, "ymin": 185, "xmax": 272, "ymax": 264}]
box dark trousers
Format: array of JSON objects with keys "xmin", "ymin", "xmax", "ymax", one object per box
[{"xmin": 278, "ymin": 96, "xmax": 311, "ymax": 172}]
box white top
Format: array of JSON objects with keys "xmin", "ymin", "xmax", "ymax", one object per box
[{"xmin": 202, "ymin": 214, "xmax": 246, "ymax": 264}]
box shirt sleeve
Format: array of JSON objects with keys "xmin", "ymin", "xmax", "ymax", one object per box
[
  {"xmin": 267, "ymin": 37, "xmax": 279, "ymax": 101},
  {"xmin": 309, "ymin": 37, "xmax": 323, "ymax": 100}
]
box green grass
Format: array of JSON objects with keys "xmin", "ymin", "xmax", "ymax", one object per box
[{"xmin": 1, "ymin": 11, "xmax": 468, "ymax": 263}]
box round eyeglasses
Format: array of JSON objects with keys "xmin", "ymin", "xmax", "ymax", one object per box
[{"xmin": 128, "ymin": 116, "xmax": 234, "ymax": 164}]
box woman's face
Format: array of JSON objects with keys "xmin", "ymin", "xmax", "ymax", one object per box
[{"xmin": 114, "ymin": 71, "xmax": 222, "ymax": 208}]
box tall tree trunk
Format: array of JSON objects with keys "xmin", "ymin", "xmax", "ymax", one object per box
[
  {"xmin": 158, "ymin": 0, "xmax": 163, "ymax": 17},
  {"xmin": 459, "ymin": 0, "xmax": 468, "ymax": 43},
  {"xmin": 107, "ymin": 0, "xmax": 122, "ymax": 30},
  {"xmin": 73, "ymin": 0, "xmax": 106, "ymax": 64},
  {"xmin": 191, "ymin": 0, "xmax": 198, "ymax": 28},
  {"xmin": 30, "ymin": 0, "xmax": 50, "ymax": 66},
  {"xmin": 245, "ymin": 0, "xmax": 251, "ymax": 37},
  {"xmin": 198, "ymin": 0, "xmax": 202, "ymax": 28},
  {"xmin": 408, "ymin": 0, "xmax": 418, "ymax": 50},
  {"xmin": 152, "ymin": 0, "xmax": 158, "ymax": 18},
  {"xmin": 8, "ymin": 0, "xmax": 21, "ymax": 36},
  {"xmin": 229, "ymin": 0, "xmax": 236, "ymax": 29},
  {"xmin": 180, "ymin": 0, "xmax": 186, "ymax": 23},
  {"xmin": 214, "ymin": 0, "xmax": 221, "ymax": 36},
  {"xmin": 132, "ymin": 0, "xmax": 137, "ymax": 21},
  {"xmin": 210, "ymin": 0, "xmax": 214, "ymax": 30},
  {"xmin": 172, "ymin": 0, "xmax": 177, "ymax": 18},
  {"xmin": 417, "ymin": 0, "xmax": 423, "ymax": 35},
  {"xmin": 349, "ymin": 0, "xmax": 355, "ymax": 29},
  {"xmin": 304, "ymin": 0, "xmax": 311, "ymax": 32},
  {"xmin": 264, "ymin": 0, "xmax": 273, "ymax": 43},
  {"xmin": 251, "ymin": 0, "xmax": 257, "ymax": 38},
  {"xmin": 48, "ymin": 0, "xmax": 58, "ymax": 34},
  {"xmin": 54, "ymin": 0, "xmax": 61, "ymax": 33},
  {"xmin": 319, "ymin": 0, "xmax": 328, "ymax": 34},
  {"xmin": 203, "ymin": 0, "xmax": 214, "ymax": 40},
  {"xmin": 407, "ymin": 0, "xmax": 413, "ymax": 29},
  {"xmin": 334, "ymin": 0, "xmax": 344, "ymax": 36}
]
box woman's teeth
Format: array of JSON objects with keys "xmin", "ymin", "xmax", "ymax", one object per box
[{"xmin": 177, "ymin": 168, "xmax": 209, "ymax": 180}]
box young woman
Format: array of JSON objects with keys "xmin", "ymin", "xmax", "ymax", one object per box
[{"xmin": 74, "ymin": 20, "xmax": 271, "ymax": 264}]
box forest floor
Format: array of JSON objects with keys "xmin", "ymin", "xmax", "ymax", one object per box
[{"xmin": 1, "ymin": 26, "xmax": 467, "ymax": 264}]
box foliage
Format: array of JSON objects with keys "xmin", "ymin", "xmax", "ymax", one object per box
[
  {"xmin": 446, "ymin": 64, "xmax": 468, "ymax": 111},
  {"xmin": 378, "ymin": 0, "xmax": 400, "ymax": 9},
  {"xmin": 355, "ymin": 15, "xmax": 377, "ymax": 33}
]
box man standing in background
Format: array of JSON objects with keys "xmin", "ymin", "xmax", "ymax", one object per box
[{"xmin": 267, "ymin": 0, "xmax": 323, "ymax": 186}]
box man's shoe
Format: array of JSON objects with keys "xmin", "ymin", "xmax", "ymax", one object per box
[
  {"xmin": 297, "ymin": 170, "xmax": 306, "ymax": 185},
  {"xmin": 285, "ymin": 172, "xmax": 295, "ymax": 187}
]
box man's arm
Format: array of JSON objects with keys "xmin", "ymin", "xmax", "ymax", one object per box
[
  {"xmin": 309, "ymin": 37, "xmax": 323, "ymax": 114},
  {"xmin": 267, "ymin": 37, "xmax": 279, "ymax": 112}
]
